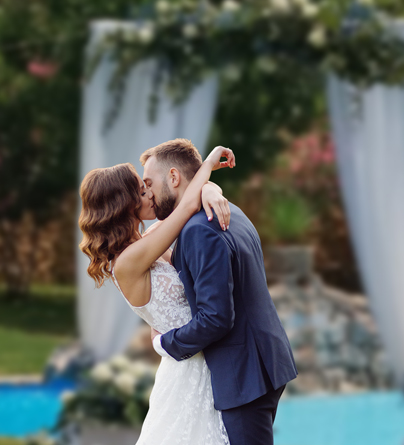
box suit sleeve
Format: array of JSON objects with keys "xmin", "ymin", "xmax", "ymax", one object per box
[{"xmin": 161, "ymin": 224, "xmax": 235, "ymax": 361}]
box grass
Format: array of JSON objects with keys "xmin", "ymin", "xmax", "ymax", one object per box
[
  {"xmin": 0, "ymin": 439, "xmax": 23, "ymax": 445},
  {"xmin": 0, "ymin": 284, "xmax": 77, "ymax": 375}
]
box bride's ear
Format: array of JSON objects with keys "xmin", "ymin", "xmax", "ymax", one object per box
[{"xmin": 169, "ymin": 168, "xmax": 181, "ymax": 188}]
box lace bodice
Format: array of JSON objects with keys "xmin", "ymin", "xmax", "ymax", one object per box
[{"xmin": 112, "ymin": 260, "xmax": 192, "ymax": 334}]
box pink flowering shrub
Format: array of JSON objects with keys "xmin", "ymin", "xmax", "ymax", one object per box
[
  {"xmin": 282, "ymin": 132, "xmax": 340, "ymax": 212},
  {"xmin": 27, "ymin": 60, "xmax": 59, "ymax": 79},
  {"xmin": 282, "ymin": 131, "xmax": 359, "ymax": 290}
]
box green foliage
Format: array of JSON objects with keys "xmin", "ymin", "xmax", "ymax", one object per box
[
  {"xmin": 278, "ymin": 130, "xmax": 339, "ymax": 212},
  {"xmin": 258, "ymin": 187, "xmax": 313, "ymax": 244},
  {"xmin": 0, "ymin": 0, "xmax": 135, "ymax": 222},
  {"xmin": 210, "ymin": 63, "xmax": 324, "ymax": 185},
  {"xmin": 88, "ymin": 0, "xmax": 404, "ymax": 183},
  {"xmin": 2, "ymin": 0, "xmax": 404, "ymax": 218}
]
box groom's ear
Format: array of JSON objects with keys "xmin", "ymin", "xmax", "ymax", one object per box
[{"xmin": 169, "ymin": 167, "xmax": 181, "ymax": 188}]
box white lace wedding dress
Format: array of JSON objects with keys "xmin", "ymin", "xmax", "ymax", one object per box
[{"xmin": 112, "ymin": 260, "xmax": 230, "ymax": 445}]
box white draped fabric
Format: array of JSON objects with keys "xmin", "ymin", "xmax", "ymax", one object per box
[
  {"xmin": 77, "ymin": 20, "xmax": 219, "ymax": 361},
  {"xmin": 327, "ymin": 74, "xmax": 404, "ymax": 385}
]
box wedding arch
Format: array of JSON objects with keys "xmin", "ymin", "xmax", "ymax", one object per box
[{"xmin": 79, "ymin": 1, "xmax": 404, "ymax": 385}]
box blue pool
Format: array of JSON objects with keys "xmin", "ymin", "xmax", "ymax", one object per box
[
  {"xmin": 0, "ymin": 378, "xmax": 76, "ymax": 437},
  {"xmin": 274, "ymin": 390, "xmax": 404, "ymax": 445},
  {"xmin": 1, "ymin": 386, "xmax": 404, "ymax": 444}
]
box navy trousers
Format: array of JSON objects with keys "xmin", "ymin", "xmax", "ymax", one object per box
[{"xmin": 221, "ymin": 382, "xmax": 286, "ymax": 445}]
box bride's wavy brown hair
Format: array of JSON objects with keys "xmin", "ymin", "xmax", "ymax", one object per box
[{"xmin": 79, "ymin": 163, "xmax": 144, "ymax": 288}]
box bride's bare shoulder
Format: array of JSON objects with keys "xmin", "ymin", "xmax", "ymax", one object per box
[{"xmin": 113, "ymin": 254, "xmax": 152, "ymax": 307}]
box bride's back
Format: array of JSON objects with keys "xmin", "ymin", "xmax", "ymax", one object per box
[{"xmin": 112, "ymin": 260, "xmax": 192, "ymax": 334}]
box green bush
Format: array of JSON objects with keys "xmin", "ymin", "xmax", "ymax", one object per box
[{"xmin": 258, "ymin": 189, "xmax": 313, "ymax": 245}]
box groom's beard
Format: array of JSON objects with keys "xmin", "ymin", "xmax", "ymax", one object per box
[{"xmin": 154, "ymin": 181, "xmax": 176, "ymax": 220}]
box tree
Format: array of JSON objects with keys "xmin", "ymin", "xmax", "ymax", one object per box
[{"xmin": 0, "ymin": 0, "xmax": 140, "ymax": 296}]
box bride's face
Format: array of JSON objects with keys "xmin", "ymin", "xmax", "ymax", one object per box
[{"xmin": 137, "ymin": 174, "xmax": 156, "ymax": 221}]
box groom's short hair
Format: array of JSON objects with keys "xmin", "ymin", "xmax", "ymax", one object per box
[{"xmin": 140, "ymin": 138, "xmax": 202, "ymax": 182}]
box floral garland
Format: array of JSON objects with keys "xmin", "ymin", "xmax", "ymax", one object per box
[{"xmin": 87, "ymin": 0, "xmax": 404, "ymax": 128}]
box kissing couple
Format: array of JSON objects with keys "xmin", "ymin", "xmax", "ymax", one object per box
[{"xmin": 79, "ymin": 138, "xmax": 298, "ymax": 445}]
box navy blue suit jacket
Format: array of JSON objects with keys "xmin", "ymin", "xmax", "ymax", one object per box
[{"xmin": 161, "ymin": 203, "xmax": 298, "ymax": 410}]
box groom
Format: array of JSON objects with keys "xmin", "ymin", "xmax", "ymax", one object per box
[{"xmin": 140, "ymin": 139, "xmax": 298, "ymax": 445}]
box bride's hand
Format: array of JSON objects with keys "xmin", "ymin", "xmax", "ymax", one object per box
[
  {"xmin": 205, "ymin": 146, "xmax": 236, "ymax": 171},
  {"xmin": 201, "ymin": 184, "xmax": 230, "ymax": 230}
]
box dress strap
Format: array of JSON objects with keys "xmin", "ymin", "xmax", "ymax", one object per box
[
  {"xmin": 111, "ymin": 265, "xmax": 124, "ymax": 295},
  {"xmin": 111, "ymin": 263, "xmax": 154, "ymax": 309}
]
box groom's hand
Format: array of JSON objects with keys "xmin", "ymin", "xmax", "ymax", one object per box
[
  {"xmin": 151, "ymin": 327, "xmax": 161, "ymax": 341},
  {"xmin": 151, "ymin": 328, "xmax": 170, "ymax": 358}
]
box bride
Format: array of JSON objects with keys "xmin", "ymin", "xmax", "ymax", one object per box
[{"xmin": 78, "ymin": 146, "xmax": 235, "ymax": 444}]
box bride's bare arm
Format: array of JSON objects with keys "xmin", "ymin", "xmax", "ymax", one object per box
[
  {"xmin": 206, "ymin": 181, "xmax": 222, "ymax": 193},
  {"xmin": 201, "ymin": 182, "xmax": 230, "ymax": 228},
  {"xmin": 116, "ymin": 146, "xmax": 235, "ymax": 277}
]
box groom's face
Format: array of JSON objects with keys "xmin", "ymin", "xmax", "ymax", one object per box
[{"xmin": 143, "ymin": 156, "xmax": 177, "ymax": 220}]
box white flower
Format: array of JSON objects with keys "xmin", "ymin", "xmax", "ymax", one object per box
[
  {"xmin": 156, "ymin": 0, "xmax": 171, "ymax": 14},
  {"xmin": 302, "ymin": 3, "xmax": 318, "ymax": 18},
  {"xmin": 308, "ymin": 25, "xmax": 327, "ymax": 48},
  {"xmin": 182, "ymin": 23, "xmax": 199, "ymax": 39},
  {"xmin": 270, "ymin": 0, "xmax": 291, "ymax": 14},
  {"xmin": 90, "ymin": 362, "xmax": 114, "ymax": 383},
  {"xmin": 114, "ymin": 372, "xmax": 138, "ymax": 395},
  {"xmin": 222, "ymin": 64, "xmax": 241, "ymax": 82},
  {"xmin": 60, "ymin": 390, "xmax": 76, "ymax": 404},
  {"xmin": 222, "ymin": 0, "xmax": 241, "ymax": 13},
  {"xmin": 256, "ymin": 56, "xmax": 277, "ymax": 74},
  {"xmin": 293, "ymin": 0, "xmax": 319, "ymax": 19},
  {"xmin": 128, "ymin": 361, "xmax": 155, "ymax": 378},
  {"xmin": 108, "ymin": 354, "xmax": 131, "ymax": 370},
  {"xmin": 138, "ymin": 23, "xmax": 155, "ymax": 44}
]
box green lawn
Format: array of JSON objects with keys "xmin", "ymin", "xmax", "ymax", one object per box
[
  {"xmin": 0, "ymin": 284, "xmax": 77, "ymax": 375},
  {"xmin": 0, "ymin": 438, "xmax": 23, "ymax": 445}
]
